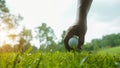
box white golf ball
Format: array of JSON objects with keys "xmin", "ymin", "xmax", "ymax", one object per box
[{"xmin": 68, "ymin": 36, "xmax": 79, "ymax": 48}]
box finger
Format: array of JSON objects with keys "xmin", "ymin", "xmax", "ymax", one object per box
[
  {"xmin": 64, "ymin": 33, "xmax": 73, "ymax": 51},
  {"xmin": 77, "ymin": 35, "xmax": 85, "ymax": 50}
]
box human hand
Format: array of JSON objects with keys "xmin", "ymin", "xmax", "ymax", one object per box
[{"xmin": 64, "ymin": 24, "xmax": 86, "ymax": 51}]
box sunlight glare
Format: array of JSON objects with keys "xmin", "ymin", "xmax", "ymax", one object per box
[{"xmin": 0, "ymin": 31, "xmax": 7, "ymax": 46}]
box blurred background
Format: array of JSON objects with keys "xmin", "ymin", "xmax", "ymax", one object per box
[{"xmin": 0, "ymin": 0, "xmax": 120, "ymax": 53}]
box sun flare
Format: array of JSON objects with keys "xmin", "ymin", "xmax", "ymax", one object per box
[{"xmin": 0, "ymin": 31, "xmax": 8, "ymax": 46}]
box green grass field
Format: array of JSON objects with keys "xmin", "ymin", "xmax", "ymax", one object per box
[
  {"xmin": 0, "ymin": 47, "xmax": 120, "ymax": 68},
  {"xmin": 98, "ymin": 46, "xmax": 120, "ymax": 55}
]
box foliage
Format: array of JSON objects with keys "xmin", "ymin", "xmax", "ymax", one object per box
[
  {"xmin": 0, "ymin": 14, "xmax": 23, "ymax": 30},
  {"xmin": 0, "ymin": 44, "xmax": 13, "ymax": 53},
  {"xmin": 57, "ymin": 30, "xmax": 66, "ymax": 52},
  {"xmin": 83, "ymin": 33, "xmax": 120, "ymax": 51},
  {"xmin": 17, "ymin": 27, "xmax": 33, "ymax": 52},
  {"xmin": 35, "ymin": 23, "xmax": 56, "ymax": 46},
  {"xmin": 0, "ymin": 0, "xmax": 22, "ymax": 30},
  {"xmin": 0, "ymin": 27, "xmax": 35, "ymax": 53},
  {"xmin": 98, "ymin": 46, "xmax": 120, "ymax": 55},
  {"xmin": 0, "ymin": 50, "xmax": 120, "ymax": 68},
  {"xmin": 0, "ymin": 0, "xmax": 9, "ymax": 13},
  {"xmin": 35, "ymin": 23, "xmax": 66, "ymax": 52},
  {"xmin": 0, "ymin": 0, "xmax": 32, "ymax": 53}
]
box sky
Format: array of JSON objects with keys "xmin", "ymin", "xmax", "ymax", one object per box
[{"xmin": 5, "ymin": 0, "xmax": 120, "ymax": 43}]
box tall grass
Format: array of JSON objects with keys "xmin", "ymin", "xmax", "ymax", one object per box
[{"xmin": 0, "ymin": 51, "xmax": 120, "ymax": 68}]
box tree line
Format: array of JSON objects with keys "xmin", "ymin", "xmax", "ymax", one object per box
[{"xmin": 83, "ymin": 33, "xmax": 120, "ymax": 51}]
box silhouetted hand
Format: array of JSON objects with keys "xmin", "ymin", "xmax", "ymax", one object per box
[{"xmin": 64, "ymin": 23, "xmax": 87, "ymax": 51}]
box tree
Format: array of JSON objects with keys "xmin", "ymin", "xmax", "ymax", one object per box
[
  {"xmin": 57, "ymin": 30, "xmax": 66, "ymax": 52},
  {"xmin": 0, "ymin": 0, "xmax": 23, "ymax": 47},
  {"xmin": 0, "ymin": 0, "xmax": 22, "ymax": 30},
  {"xmin": 0, "ymin": 0, "xmax": 9, "ymax": 13},
  {"xmin": 31, "ymin": 45, "xmax": 38, "ymax": 52},
  {"xmin": 83, "ymin": 33, "xmax": 120, "ymax": 51},
  {"xmin": 35, "ymin": 23, "xmax": 57, "ymax": 52},
  {"xmin": 59, "ymin": 30, "xmax": 66, "ymax": 45},
  {"xmin": 101, "ymin": 33, "xmax": 120, "ymax": 47},
  {"xmin": 0, "ymin": 44, "xmax": 13, "ymax": 53},
  {"xmin": 0, "ymin": 0, "xmax": 34, "ymax": 53},
  {"xmin": 13, "ymin": 27, "xmax": 33, "ymax": 53}
]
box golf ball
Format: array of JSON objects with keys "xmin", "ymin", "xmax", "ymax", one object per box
[{"xmin": 68, "ymin": 36, "xmax": 79, "ymax": 48}]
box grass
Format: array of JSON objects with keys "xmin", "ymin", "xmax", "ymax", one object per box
[
  {"xmin": 0, "ymin": 47, "xmax": 120, "ymax": 68},
  {"xmin": 98, "ymin": 46, "xmax": 120, "ymax": 55}
]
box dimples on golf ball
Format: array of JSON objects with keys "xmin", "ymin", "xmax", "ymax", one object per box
[{"xmin": 68, "ymin": 36, "xmax": 78, "ymax": 48}]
